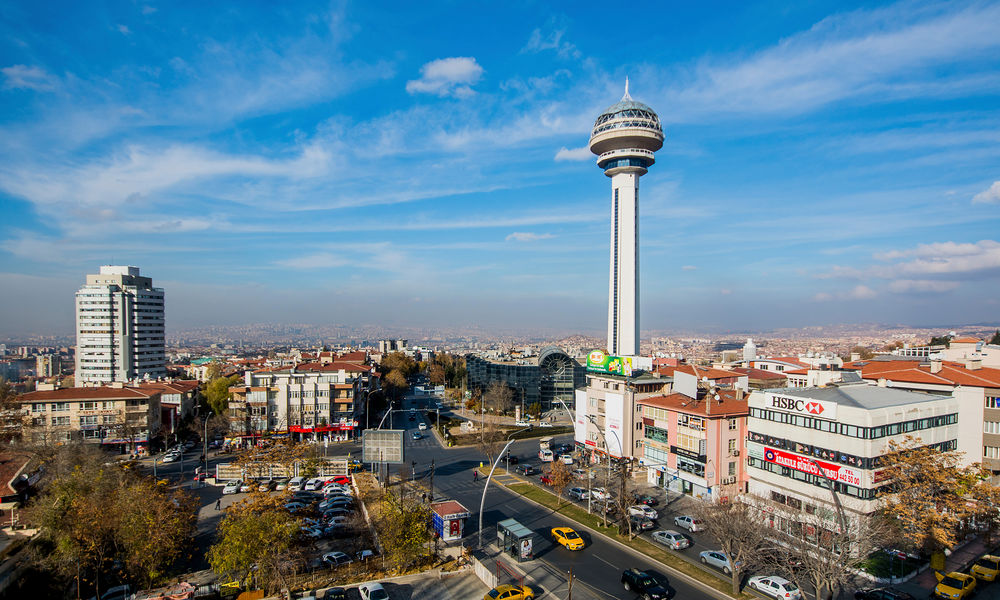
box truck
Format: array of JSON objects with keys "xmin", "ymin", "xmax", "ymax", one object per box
[
  {"xmin": 621, "ymin": 568, "xmax": 669, "ymax": 600},
  {"xmin": 539, "ymin": 436, "xmax": 553, "ymax": 451}
]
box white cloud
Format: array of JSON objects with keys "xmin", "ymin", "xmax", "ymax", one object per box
[
  {"xmin": 887, "ymin": 279, "xmax": 959, "ymax": 293},
  {"xmin": 554, "ymin": 146, "xmax": 591, "ymax": 162},
  {"xmin": 847, "ymin": 285, "xmax": 877, "ymax": 299},
  {"xmin": 506, "ymin": 232, "xmax": 554, "ymax": 242},
  {"xmin": 521, "ymin": 28, "xmax": 580, "ymax": 59},
  {"xmin": 1, "ymin": 65, "xmax": 57, "ymax": 91},
  {"xmin": 406, "ymin": 57, "xmax": 483, "ymax": 98},
  {"xmin": 972, "ymin": 181, "xmax": 1000, "ymax": 204},
  {"xmin": 274, "ymin": 253, "xmax": 348, "ymax": 269},
  {"xmin": 117, "ymin": 24, "xmax": 131, "ymax": 35},
  {"xmin": 681, "ymin": 265, "xmax": 697, "ymax": 271},
  {"xmin": 812, "ymin": 292, "xmax": 834, "ymax": 302}
]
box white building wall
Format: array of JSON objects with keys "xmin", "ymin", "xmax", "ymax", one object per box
[{"xmin": 607, "ymin": 172, "xmax": 639, "ymax": 357}]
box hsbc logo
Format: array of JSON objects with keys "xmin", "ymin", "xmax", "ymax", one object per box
[{"xmin": 769, "ymin": 395, "xmax": 835, "ymax": 418}]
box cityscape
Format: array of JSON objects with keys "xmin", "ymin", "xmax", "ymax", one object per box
[{"xmin": 1, "ymin": 2, "xmax": 1000, "ymax": 600}]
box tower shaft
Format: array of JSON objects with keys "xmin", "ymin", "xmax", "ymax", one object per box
[{"xmin": 608, "ymin": 173, "xmax": 640, "ymax": 356}]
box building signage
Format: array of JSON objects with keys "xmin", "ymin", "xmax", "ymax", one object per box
[
  {"xmin": 762, "ymin": 446, "xmax": 861, "ymax": 486},
  {"xmin": 574, "ymin": 390, "xmax": 588, "ymax": 446},
  {"xmin": 746, "ymin": 440, "xmax": 765, "ymax": 461},
  {"xmin": 586, "ymin": 350, "xmax": 635, "ymax": 376},
  {"xmin": 604, "ymin": 392, "xmax": 624, "ymax": 457},
  {"xmin": 670, "ymin": 446, "xmax": 704, "ymax": 461},
  {"xmin": 764, "ymin": 392, "xmax": 837, "ymax": 420}
]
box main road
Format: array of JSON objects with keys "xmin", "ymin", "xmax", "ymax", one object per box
[{"xmin": 382, "ymin": 392, "xmax": 726, "ymax": 600}]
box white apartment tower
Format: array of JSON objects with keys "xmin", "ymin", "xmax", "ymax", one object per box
[
  {"xmin": 589, "ymin": 81, "xmax": 663, "ymax": 356},
  {"xmin": 75, "ymin": 266, "xmax": 165, "ymax": 385}
]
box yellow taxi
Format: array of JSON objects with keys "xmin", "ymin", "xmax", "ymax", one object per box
[
  {"xmin": 484, "ymin": 584, "xmax": 535, "ymax": 600},
  {"xmin": 972, "ymin": 554, "xmax": 1000, "ymax": 581},
  {"xmin": 550, "ymin": 526, "xmax": 585, "ymax": 551},
  {"xmin": 934, "ymin": 571, "xmax": 977, "ymax": 599}
]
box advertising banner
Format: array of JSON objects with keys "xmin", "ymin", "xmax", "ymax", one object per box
[
  {"xmin": 762, "ymin": 446, "xmax": 861, "ymax": 486},
  {"xmin": 586, "ymin": 350, "xmax": 634, "ymax": 376},
  {"xmin": 574, "ymin": 389, "xmax": 588, "ymax": 447},
  {"xmin": 604, "ymin": 392, "xmax": 624, "ymax": 457},
  {"xmin": 764, "ymin": 392, "xmax": 838, "ymax": 420}
]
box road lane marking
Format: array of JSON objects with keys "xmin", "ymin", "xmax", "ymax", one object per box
[{"xmin": 593, "ymin": 554, "xmax": 616, "ymax": 568}]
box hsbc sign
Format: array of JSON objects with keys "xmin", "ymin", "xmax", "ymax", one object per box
[{"xmin": 765, "ymin": 393, "xmax": 837, "ymax": 420}]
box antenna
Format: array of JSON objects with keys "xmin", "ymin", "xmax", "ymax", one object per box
[{"xmin": 622, "ymin": 77, "xmax": 631, "ymax": 100}]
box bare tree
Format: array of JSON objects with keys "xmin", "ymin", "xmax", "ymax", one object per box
[
  {"xmin": 476, "ymin": 419, "xmax": 505, "ymax": 467},
  {"xmin": 545, "ymin": 459, "xmax": 575, "ymax": 506},
  {"xmin": 695, "ymin": 495, "xmax": 771, "ymax": 595},
  {"xmin": 484, "ymin": 381, "xmax": 514, "ymax": 415}
]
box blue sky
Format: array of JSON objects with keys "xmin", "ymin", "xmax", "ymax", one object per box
[{"xmin": 1, "ymin": 0, "xmax": 999, "ymax": 336}]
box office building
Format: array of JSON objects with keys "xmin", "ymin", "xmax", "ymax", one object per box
[
  {"xmin": 75, "ymin": 266, "xmax": 165, "ymax": 385},
  {"xmin": 465, "ymin": 347, "xmax": 586, "ymax": 413},
  {"xmin": 589, "ymin": 80, "xmax": 663, "ymax": 357}
]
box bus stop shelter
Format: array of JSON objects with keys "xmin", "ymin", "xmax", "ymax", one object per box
[{"xmin": 497, "ymin": 518, "xmax": 534, "ymax": 562}]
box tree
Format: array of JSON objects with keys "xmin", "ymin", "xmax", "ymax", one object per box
[
  {"xmin": 484, "ymin": 381, "xmax": 514, "ymax": 415},
  {"xmin": 476, "ymin": 419, "xmax": 505, "ymax": 467},
  {"xmin": 849, "ymin": 346, "xmax": 873, "ymax": 360},
  {"xmin": 879, "ymin": 435, "xmax": 985, "ymax": 552},
  {"xmin": 384, "ymin": 369, "xmax": 409, "ymax": 401},
  {"xmin": 526, "ymin": 402, "xmax": 542, "ymax": 418},
  {"xmin": 381, "ymin": 352, "xmax": 417, "ymax": 379},
  {"xmin": 883, "ymin": 341, "xmax": 905, "ymax": 352},
  {"xmin": 695, "ymin": 496, "xmax": 771, "ymax": 595},
  {"xmin": 989, "ymin": 330, "xmax": 1000, "ymax": 346},
  {"xmin": 374, "ymin": 491, "xmax": 431, "ymax": 569},
  {"xmin": 204, "ymin": 362, "xmax": 223, "ymax": 381},
  {"xmin": 427, "ymin": 364, "xmax": 446, "ymax": 386},
  {"xmin": 545, "ymin": 459, "xmax": 575, "ymax": 506},
  {"xmin": 205, "ymin": 374, "xmax": 239, "ymax": 415},
  {"xmin": 0, "ymin": 378, "xmax": 22, "ymax": 442},
  {"xmin": 208, "ymin": 492, "xmax": 301, "ymax": 592},
  {"xmin": 929, "ymin": 334, "xmax": 952, "ymax": 347}
]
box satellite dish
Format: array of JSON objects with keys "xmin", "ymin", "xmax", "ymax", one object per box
[{"xmin": 714, "ymin": 394, "xmax": 720, "ymax": 401}]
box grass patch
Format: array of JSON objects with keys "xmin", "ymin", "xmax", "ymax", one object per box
[
  {"xmin": 858, "ymin": 551, "xmax": 922, "ymax": 578},
  {"xmin": 505, "ymin": 483, "xmax": 751, "ymax": 599}
]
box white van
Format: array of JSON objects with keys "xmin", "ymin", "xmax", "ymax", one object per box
[
  {"xmin": 288, "ymin": 476, "xmax": 305, "ymax": 491},
  {"xmin": 538, "ymin": 449, "xmax": 554, "ymax": 462}
]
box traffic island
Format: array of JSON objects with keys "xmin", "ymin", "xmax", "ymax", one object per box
[{"xmin": 501, "ymin": 482, "xmax": 755, "ymax": 600}]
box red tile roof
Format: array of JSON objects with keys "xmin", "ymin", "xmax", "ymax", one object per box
[
  {"xmin": 951, "ymin": 337, "xmax": 981, "ymax": 344},
  {"xmin": 638, "ymin": 390, "xmax": 748, "ymax": 417},
  {"xmin": 784, "ymin": 368, "xmax": 809, "ymax": 375},
  {"xmin": 20, "ymin": 386, "xmax": 157, "ymax": 401},
  {"xmin": 857, "ymin": 360, "xmax": 1000, "ymax": 388},
  {"xmin": 0, "ymin": 452, "xmax": 33, "ymax": 496},
  {"xmin": 731, "ymin": 367, "xmax": 788, "ymax": 381}
]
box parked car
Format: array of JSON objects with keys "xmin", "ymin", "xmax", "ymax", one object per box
[
  {"xmin": 674, "ymin": 515, "xmax": 705, "ymax": 532},
  {"xmin": 854, "ymin": 588, "xmax": 916, "ymax": 600},
  {"xmin": 551, "ymin": 527, "xmax": 585, "ymax": 551},
  {"xmin": 651, "ymin": 529, "xmax": 690, "ymax": 550},
  {"xmin": 239, "ymin": 481, "xmax": 253, "ymax": 493},
  {"xmin": 748, "ymin": 576, "xmax": 802, "ymax": 600},
  {"xmin": 515, "ymin": 464, "xmax": 536, "ymax": 476},
  {"xmin": 356, "ymin": 549, "xmax": 375, "ymax": 561},
  {"xmin": 700, "ymin": 550, "xmax": 738, "ymax": 575},
  {"xmin": 359, "ymin": 582, "xmax": 390, "ymax": 600},
  {"xmin": 628, "ymin": 505, "xmax": 657, "ymax": 519},
  {"xmin": 258, "ymin": 478, "xmax": 275, "ymax": 492},
  {"xmin": 284, "ymin": 501, "xmax": 308, "ymax": 513},
  {"xmin": 934, "ymin": 572, "xmax": 976, "ymax": 599},
  {"xmin": 306, "ymin": 478, "xmax": 324, "ymax": 491},
  {"xmin": 972, "ymin": 554, "xmax": 1000, "ymax": 581},
  {"xmin": 323, "ymin": 508, "xmax": 353, "ymax": 520},
  {"xmin": 632, "ymin": 492, "xmax": 659, "ymax": 506},
  {"xmin": 620, "ymin": 569, "xmax": 668, "ymax": 600},
  {"xmin": 567, "ymin": 487, "xmax": 590, "ymax": 501},
  {"xmin": 288, "ymin": 476, "xmax": 305, "ymax": 491},
  {"xmin": 591, "ymin": 487, "xmax": 612, "ymax": 501},
  {"xmin": 560, "ymin": 454, "xmax": 574, "ymax": 465},
  {"xmin": 274, "ymin": 478, "xmax": 290, "ymax": 491},
  {"xmin": 629, "ymin": 515, "xmax": 655, "ymax": 531},
  {"xmin": 483, "ymin": 584, "xmax": 535, "ymax": 600},
  {"xmin": 322, "ymin": 551, "xmax": 353, "ymax": 567},
  {"xmin": 222, "ymin": 480, "xmax": 241, "ymax": 494}
]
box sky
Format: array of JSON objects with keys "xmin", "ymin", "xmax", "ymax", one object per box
[{"xmin": 1, "ymin": 0, "xmax": 999, "ymax": 336}]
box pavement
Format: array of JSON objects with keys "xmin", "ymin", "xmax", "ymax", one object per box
[{"xmin": 290, "ymin": 570, "xmax": 488, "ymax": 600}]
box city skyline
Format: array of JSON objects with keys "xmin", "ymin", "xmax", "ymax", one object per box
[{"xmin": 2, "ymin": 1, "xmax": 999, "ymax": 335}]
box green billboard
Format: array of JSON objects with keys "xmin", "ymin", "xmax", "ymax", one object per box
[{"xmin": 586, "ymin": 350, "xmax": 635, "ymax": 376}]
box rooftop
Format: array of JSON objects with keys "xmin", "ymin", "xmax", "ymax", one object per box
[
  {"xmin": 764, "ymin": 384, "xmax": 948, "ymax": 410},
  {"xmin": 638, "ymin": 390, "xmax": 748, "ymax": 417}
]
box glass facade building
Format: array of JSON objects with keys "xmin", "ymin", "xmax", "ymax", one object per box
[{"xmin": 465, "ymin": 346, "xmax": 586, "ymax": 411}]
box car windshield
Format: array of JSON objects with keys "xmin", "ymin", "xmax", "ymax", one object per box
[
  {"xmin": 638, "ymin": 576, "xmax": 656, "ymax": 587},
  {"xmin": 487, "ymin": 591, "xmax": 500, "ymax": 599},
  {"xmin": 564, "ymin": 531, "xmax": 579, "ymax": 539},
  {"xmin": 784, "ymin": 582, "xmax": 799, "ymax": 592},
  {"xmin": 371, "ymin": 590, "xmax": 389, "ymax": 600},
  {"xmin": 941, "ymin": 577, "xmax": 964, "ymax": 588},
  {"xmin": 977, "ymin": 558, "xmax": 999, "ymax": 569}
]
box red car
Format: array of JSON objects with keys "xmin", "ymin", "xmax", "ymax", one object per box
[
  {"xmin": 540, "ymin": 475, "xmax": 553, "ymax": 486},
  {"xmin": 326, "ymin": 476, "xmax": 351, "ymax": 486},
  {"xmin": 192, "ymin": 473, "xmax": 208, "ymax": 482}
]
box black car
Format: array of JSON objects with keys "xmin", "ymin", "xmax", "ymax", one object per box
[
  {"xmin": 632, "ymin": 493, "xmax": 659, "ymax": 506},
  {"xmin": 855, "ymin": 589, "xmax": 916, "ymax": 600},
  {"xmin": 621, "ymin": 568, "xmax": 668, "ymax": 600},
  {"xmin": 515, "ymin": 464, "xmax": 536, "ymax": 475},
  {"xmin": 502, "ymin": 453, "xmax": 519, "ymax": 464}
]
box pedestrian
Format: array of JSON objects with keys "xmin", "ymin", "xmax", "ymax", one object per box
[
  {"xmin": 473, "ymin": 470, "xmax": 478, "ymax": 482},
  {"xmin": 215, "ymin": 498, "xmax": 221, "ymax": 511}
]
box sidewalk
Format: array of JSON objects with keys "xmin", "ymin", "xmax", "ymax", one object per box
[
  {"xmin": 895, "ymin": 536, "xmax": 992, "ymax": 597},
  {"xmin": 473, "ymin": 542, "xmax": 604, "ymax": 600}
]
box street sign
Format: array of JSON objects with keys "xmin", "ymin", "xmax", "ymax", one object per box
[{"xmin": 362, "ymin": 429, "xmax": 405, "ymax": 464}]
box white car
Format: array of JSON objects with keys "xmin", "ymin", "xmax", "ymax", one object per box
[
  {"xmin": 239, "ymin": 481, "xmax": 253, "ymax": 493},
  {"xmin": 628, "ymin": 505, "xmax": 657, "ymax": 520},
  {"xmin": 322, "ymin": 483, "xmax": 348, "ymax": 494},
  {"xmin": 305, "ymin": 478, "xmax": 324, "ymax": 491},
  {"xmin": 274, "ymin": 478, "xmax": 289, "ymax": 491},
  {"xmin": 222, "ymin": 480, "xmax": 241, "ymax": 495},
  {"xmin": 288, "ymin": 476, "xmax": 305, "ymax": 491},
  {"xmin": 359, "ymin": 582, "xmax": 389, "ymax": 600},
  {"xmin": 674, "ymin": 515, "xmax": 705, "ymax": 532},
  {"xmin": 322, "ymin": 551, "xmax": 353, "ymax": 567},
  {"xmin": 748, "ymin": 576, "xmax": 802, "ymax": 600},
  {"xmin": 161, "ymin": 453, "xmax": 180, "ymax": 463},
  {"xmin": 418, "ymin": 422, "xmax": 427, "ymax": 430},
  {"xmin": 538, "ymin": 422, "xmax": 553, "ymax": 427},
  {"xmin": 357, "ymin": 549, "xmax": 375, "ymax": 561},
  {"xmin": 591, "ymin": 487, "xmax": 612, "ymax": 501},
  {"xmin": 560, "ymin": 454, "xmax": 574, "ymax": 465}
]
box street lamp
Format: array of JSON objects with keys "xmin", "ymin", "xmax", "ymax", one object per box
[{"xmin": 477, "ymin": 426, "xmax": 532, "ymax": 548}]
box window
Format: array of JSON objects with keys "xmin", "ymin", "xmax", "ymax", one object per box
[
  {"xmin": 986, "ymin": 446, "xmax": 1000, "ymax": 460},
  {"xmin": 985, "ymin": 422, "xmax": 1000, "ymax": 435},
  {"xmin": 644, "ymin": 425, "xmax": 669, "ymax": 444},
  {"xmin": 52, "ymin": 416, "xmax": 70, "ymax": 426},
  {"xmin": 80, "ymin": 416, "xmax": 98, "ymax": 426},
  {"xmin": 728, "ymin": 419, "xmax": 738, "ymax": 431},
  {"xmin": 50, "ymin": 402, "xmax": 69, "ymax": 412},
  {"xmin": 728, "ymin": 461, "xmax": 736, "ymax": 476},
  {"xmin": 988, "ymin": 396, "xmax": 1000, "ymax": 409},
  {"xmin": 31, "ymin": 403, "xmax": 45, "ymax": 413},
  {"xmin": 728, "ymin": 439, "xmax": 738, "ymax": 454}
]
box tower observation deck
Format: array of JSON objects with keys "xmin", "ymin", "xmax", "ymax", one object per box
[{"xmin": 589, "ymin": 80, "xmax": 664, "ymax": 357}]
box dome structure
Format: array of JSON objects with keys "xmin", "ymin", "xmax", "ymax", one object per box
[{"xmin": 589, "ymin": 80, "xmax": 664, "ymax": 176}]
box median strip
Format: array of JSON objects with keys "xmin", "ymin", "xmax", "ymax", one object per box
[{"xmin": 501, "ymin": 482, "xmax": 757, "ymax": 600}]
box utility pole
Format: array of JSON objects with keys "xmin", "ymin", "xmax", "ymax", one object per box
[
  {"xmin": 429, "ymin": 459, "xmax": 435, "ymax": 504},
  {"xmin": 568, "ymin": 567, "xmax": 574, "ymax": 600}
]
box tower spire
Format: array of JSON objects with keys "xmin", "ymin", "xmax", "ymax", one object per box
[{"xmin": 622, "ymin": 77, "xmax": 631, "ymax": 101}]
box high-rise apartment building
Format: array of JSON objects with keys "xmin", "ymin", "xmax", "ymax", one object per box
[
  {"xmin": 589, "ymin": 80, "xmax": 663, "ymax": 356},
  {"xmin": 75, "ymin": 266, "xmax": 165, "ymax": 385}
]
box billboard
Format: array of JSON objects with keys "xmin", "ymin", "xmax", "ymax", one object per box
[
  {"xmin": 761, "ymin": 446, "xmax": 861, "ymax": 486},
  {"xmin": 574, "ymin": 389, "xmax": 588, "ymax": 447},
  {"xmin": 586, "ymin": 350, "xmax": 635, "ymax": 376},
  {"xmin": 362, "ymin": 429, "xmax": 405, "ymax": 464},
  {"xmin": 604, "ymin": 392, "xmax": 624, "ymax": 457}
]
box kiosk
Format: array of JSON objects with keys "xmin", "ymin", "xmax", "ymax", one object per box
[{"xmin": 431, "ymin": 500, "xmax": 471, "ymax": 543}]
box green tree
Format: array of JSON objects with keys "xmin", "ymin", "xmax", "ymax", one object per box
[
  {"xmin": 205, "ymin": 374, "xmax": 239, "ymax": 415},
  {"xmin": 526, "ymin": 402, "xmax": 542, "ymax": 418},
  {"xmin": 989, "ymin": 330, "xmax": 1000, "ymax": 345},
  {"xmin": 208, "ymin": 493, "xmax": 301, "ymax": 592},
  {"xmin": 375, "ymin": 492, "xmax": 431, "ymax": 569},
  {"xmin": 929, "ymin": 334, "xmax": 952, "ymax": 347},
  {"xmin": 204, "ymin": 362, "xmax": 223, "ymax": 381}
]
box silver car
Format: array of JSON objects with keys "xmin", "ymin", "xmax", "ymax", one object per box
[
  {"xmin": 700, "ymin": 550, "xmax": 738, "ymax": 574},
  {"xmin": 567, "ymin": 487, "xmax": 590, "ymax": 501},
  {"xmin": 652, "ymin": 529, "xmax": 690, "ymax": 550}
]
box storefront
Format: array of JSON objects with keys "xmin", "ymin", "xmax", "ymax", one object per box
[{"xmin": 289, "ymin": 420, "xmax": 359, "ymax": 442}]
